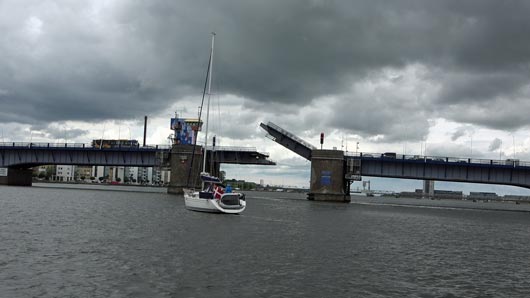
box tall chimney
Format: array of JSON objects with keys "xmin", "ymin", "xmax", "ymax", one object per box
[{"xmin": 143, "ymin": 115, "xmax": 147, "ymax": 147}]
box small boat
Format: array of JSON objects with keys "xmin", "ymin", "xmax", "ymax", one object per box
[
  {"xmin": 183, "ymin": 33, "xmax": 246, "ymax": 214},
  {"xmin": 184, "ymin": 173, "xmax": 246, "ymax": 214}
]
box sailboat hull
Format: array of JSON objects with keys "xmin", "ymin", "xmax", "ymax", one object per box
[{"xmin": 184, "ymin": 189, "xmax": 246, "ymax": 214}]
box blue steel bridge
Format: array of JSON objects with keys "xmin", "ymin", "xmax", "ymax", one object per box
[
  {"xmin": 260, "ymin": 121, "xmax": 530, "ymax": 189},
  {"xmin": 345, "ymin": 152, "xmax": 530, "ymax": 189},
  {"xmin": 0, "ymin": 142, "xmax": 274, "ymax": 168}
]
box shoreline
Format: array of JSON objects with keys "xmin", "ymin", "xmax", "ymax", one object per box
[
  {"xmin": 32, "ymin": 182, "xmax": 167, "ymax": 193},
  {"xmin": 10, "ymin": 183, "xmax": 530, "ymax": 212}
]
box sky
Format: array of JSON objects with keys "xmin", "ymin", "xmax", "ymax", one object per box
[{"xmin": 1, "ymin": 0, "xmax": 530, "ymax": 194}]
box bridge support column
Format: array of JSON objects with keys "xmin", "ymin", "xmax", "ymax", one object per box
[
  {"xmin": 308, "ymin": 150, "xmax": 350, "ymax": 202},
  {"xmin": 423, "ymin": 180, "xmax": 435, "ymax": 198},
  {"xmin": 167, "ymin": 145, "xmax": 204, "ymax": 194},
  {"xmin": 0, "ymin": 168, "xmax": 33, "ymax": 186}
]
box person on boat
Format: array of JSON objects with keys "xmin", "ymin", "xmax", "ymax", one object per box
[{"xmin": 225, "ymin": 184, "xmax": 232, "ymax": 193}]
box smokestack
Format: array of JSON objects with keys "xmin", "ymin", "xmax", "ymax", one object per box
[{"xmin": 143, "ymin": 115, "xmax": 147, "ymax": 147}]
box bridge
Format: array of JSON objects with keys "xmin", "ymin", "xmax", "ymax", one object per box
[
  {"xmin": 346, "ymin": 152, "xmax": 530, "ymax": 189},
  {"xmin": 0, "ymin": 142, "xmax": 274, "ymax": 187},
  {"xmin": 0, "ymin": 142, "xmax": 166, "ymax": 168},
  {"xmin": 260, "ymin": 121, "xmax": 530, "ymax": 202}
]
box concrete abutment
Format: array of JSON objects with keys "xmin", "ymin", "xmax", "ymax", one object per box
[
  {"xmin": 167, "ymin": 144, "xmax": 220, "ymax": 194},
  {"xmin": 308, "ymin": 150, "xmax": 350, "ymax": 202},
  {"xmin": 0, "ymin": 168, "xmax": 33, "ymax": 186}
]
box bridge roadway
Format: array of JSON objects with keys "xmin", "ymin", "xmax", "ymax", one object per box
[
  {"xmin": 346, "ymin": 153, "xmax": 530, "ymax": 189},
  {"xmin": 261, "ymin": 121, "xmax": 530, "ymax": 189},
  {"xmin": 0, "ymin": 142, "xmax": 274, "ymax": 168}
]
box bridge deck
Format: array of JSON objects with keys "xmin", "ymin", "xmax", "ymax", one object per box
[
  {"xmin": 260, "ymin": 122, "xmax": 315, "ymax": 160},
  {"xmin": 346, "ymin": 153, "xmax": 530, "ymax": 188},
  {"xmin": 0, "ymin": 143, "xmax": 275, "ymax": 168}
]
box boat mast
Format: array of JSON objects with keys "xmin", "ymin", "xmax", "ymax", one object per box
[
  {"xmin": 202, "ymin": 32, "xmax": 215, "ymax": 182},
  {"xmin": 186, "ymin": 35, "xmax": 212, "ymax": 188}
]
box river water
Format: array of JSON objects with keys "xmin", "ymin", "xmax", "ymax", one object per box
[{"xmin": 1, "ymin": 185, "xmax": 530, "ymax": 297}]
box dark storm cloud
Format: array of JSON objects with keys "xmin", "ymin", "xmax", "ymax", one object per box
[{"xmin": 1, "ymin": 0, "xmax": 530, "ymax": 140}]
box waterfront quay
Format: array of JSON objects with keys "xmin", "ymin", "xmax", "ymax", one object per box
[{"xmin": 2, "ymin": 184, "xmax": 530, "ymax": 297}]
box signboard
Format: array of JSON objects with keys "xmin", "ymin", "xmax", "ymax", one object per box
[
  {"xmin": 171, "ymin": 118, "xmax": 203, "ymax": 145},
  {"xmin": 321, "ymin": 170, "xmax": 331, "ymax": 186},
  {"xmin": 0, "ymin": 168, "xmax": 8, "ymax": 177}
]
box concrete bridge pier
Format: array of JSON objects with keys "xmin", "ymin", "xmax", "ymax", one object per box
[
  {"xmin": 423, "ymin": 180, "xmax": 435, "ymax": 199},
  {"xmin": 0, "ymin": 168, "xmax": 33, "ymax": 186},
  {"xmin": 307, "ymin": 150, "xmax": 351, "ymax": 202},
  {"xmin": 168, "ymin": 145, "xmax": 203, "ymax": 194},
  {"xmin": 167, "ymin": 144, "xmax": 221, "ymax": 194}
]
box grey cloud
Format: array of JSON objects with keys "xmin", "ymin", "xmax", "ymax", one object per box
[
  {"xmin": 29, "ymin": 124, "xmax": 89, "ymax": 142},
  {"xmin": 1, "ymin": 0, "xmax": 530, "ymax": 140},
  {"xmin": 425, "ymin": 143, "xmax": 480, "ymax": 159},
  {"xmin": 443, "ymin": 97, "xmax": 530, "ymax": 131},
  {"xmin": 488, "ymin": 138, "xmax": 502, "ymax": 152},
  {"xmin": 451, "ymin": 129, "xmax": 466, "ymax": 142},
  {"xmin": 437, "ymin": 72, "xmax": 529, "ymax": 105},
  {"xmin": 451, "ymin": 125, "xmax": 474, "ymax": 141}
]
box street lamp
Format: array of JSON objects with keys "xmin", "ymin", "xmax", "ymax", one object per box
[
  {"xmin": 470, "ymin": 133, "xmax": 473, "ymax": 158},
  {"xmin": 356, "ymin": 142, "xmax": 359, "ymax": 154},
  {"xmin": 499, "ymin": 139, "xmax": 502, "ymax": 161}
]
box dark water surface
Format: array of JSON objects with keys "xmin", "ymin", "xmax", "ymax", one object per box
[{"xmin": 1, "ymin": 185, "xmax": 530, "ymax": 297}]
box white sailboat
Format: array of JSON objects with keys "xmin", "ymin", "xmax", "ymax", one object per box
[{"xmin": 183, "ymin": 33, "xmax": 246, "ymax": 214}]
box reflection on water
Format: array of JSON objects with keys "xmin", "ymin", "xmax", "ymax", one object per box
[{"xmin": 1, "ymin": 185, "xmax": 530, "ymax": 297}]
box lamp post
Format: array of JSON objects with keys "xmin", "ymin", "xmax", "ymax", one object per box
[
  {"xmin": 356, "ymin": 142, "xmax": 359, "ymax": 154},
  {"xmin": 100, "ymin": 124, "xmax": 106, "ymax": 149},
  {"xmin": 499, "ymin": 139, "xmax": 502, "ymax": 161},
  {"xmin": 470, "ymin": 133, "xmax": 473, "ymax": 159}
]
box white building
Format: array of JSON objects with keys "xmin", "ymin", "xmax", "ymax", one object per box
[
  {"xmin": 108, "ymin": 166, "xmax": 125, "ymax": 182},
  {"xmin": 92, "ymin": 166, "xmax": 107, "ymax": 181},
  {"xmin": 88, "ymin": 166, "xmax": 169, "ymax": 185},
  {"xmin": 56, "ymin": 165, "xmax": 75, "ymax": 182}
]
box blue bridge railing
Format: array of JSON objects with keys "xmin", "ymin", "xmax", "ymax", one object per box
[{"xmin": 0, "ymin": 142, "xmax": 172, "ymax": 150}]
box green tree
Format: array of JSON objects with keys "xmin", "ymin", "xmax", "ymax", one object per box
[{"xmin": 45, "ymin": 167, "xmax": 54, "ymax": 180}]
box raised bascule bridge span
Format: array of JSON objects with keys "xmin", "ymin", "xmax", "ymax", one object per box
[
  {"xmin": 260, "ymin": 121, "xmax": 530, "ymax": 202},
  {"xmin": 0, "ymin": 142, "xmax": 274, "ymax": 188}
]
